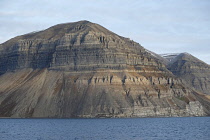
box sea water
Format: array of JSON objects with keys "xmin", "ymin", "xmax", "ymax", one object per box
[{"xmin": 0, "ymin": 117, "xmax": 210, "ymax": 140}]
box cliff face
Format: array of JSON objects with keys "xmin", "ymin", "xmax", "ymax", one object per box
[{"xmin": 0, "ymin": 21, "xmax": 209, "ymax": 118}]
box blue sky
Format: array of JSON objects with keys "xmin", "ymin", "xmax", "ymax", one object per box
[{"xmin": 0, "ymin": 0, "xmax": 210, "ymax": 64}]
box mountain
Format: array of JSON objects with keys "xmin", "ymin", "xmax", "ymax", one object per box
[
  {"xmin": 161, "ymin": 53, "xmax": 210, "ymax": 95},
  {"xmin": 0, "ymin": 21, "xmax": 209, "ymax": 118}
]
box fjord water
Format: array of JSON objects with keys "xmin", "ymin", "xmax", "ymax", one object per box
[{"xmin": 0, "ymin": 117, "xmax": 209, "ymax": 140}]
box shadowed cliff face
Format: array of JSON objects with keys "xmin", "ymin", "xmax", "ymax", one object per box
[
  {"xmin": 163, "ymin": 53, "xmax": 210, "ymax": 96},
  {"xmin": 0, "ymin": 21, "xmax": 209, "ymax": 118}
]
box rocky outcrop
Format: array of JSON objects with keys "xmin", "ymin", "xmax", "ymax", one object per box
[{"xmin": 0, "ymin": 21, "xmax": 209, "ymax": 118}]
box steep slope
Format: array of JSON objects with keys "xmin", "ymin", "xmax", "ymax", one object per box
[
  {"xmin": 162, "ymin": 53, "xmax": 210, "ymax": 95},
  {"xmin": 0, "ymin": 21, "xmax": 209, "ymax": 118}
]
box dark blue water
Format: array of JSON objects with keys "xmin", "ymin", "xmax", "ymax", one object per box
[{"xmin": 0, "ymin": 117, "xmax": 210, "ymax": 140}]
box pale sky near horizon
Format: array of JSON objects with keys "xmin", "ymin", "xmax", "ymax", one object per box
[{"xmin": 0, "ymin": 0, "xmax": 210, "ymax": 64}]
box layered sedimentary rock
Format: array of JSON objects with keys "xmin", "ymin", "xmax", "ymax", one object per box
[
  {"xmin": 0, "ymin": 21, "xmax": 209, "ymax": 118},
  {"xmin": 0, "ymin": 21, "xmax": 164, "ymax": 73}
]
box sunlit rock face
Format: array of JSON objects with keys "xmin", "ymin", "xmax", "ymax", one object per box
[
  {"xmin": 0, "ymin": 21, "xmax": 165, "ymax": 73},
  {"xmin": 0, "ymin": 21, "xmax": 209, "ymax": 118}
]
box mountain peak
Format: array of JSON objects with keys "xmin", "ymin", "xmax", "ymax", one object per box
[
  {"xmin": 1, "ymin": 20, "xmax": 115, "ymax": 46},
  {"xmin": 49, "ymin": 20, "xmax": 114, "ymax": 35},
  {"xmin": 0, "ymin": 20, "xmax": 163, "ymax": 73}
]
